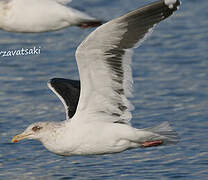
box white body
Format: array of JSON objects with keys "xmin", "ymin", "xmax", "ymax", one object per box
[
  {"xmin": 41, "ymin": 121, "xmax": 162, "ymax": 156},
  {"xmin": 0, "ymin": 0, "xmax": 97, "ymax": 32}
]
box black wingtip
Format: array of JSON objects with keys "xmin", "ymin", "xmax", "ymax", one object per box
[
  {"xmin": 48, "ymin": 78, "xmax": 81, "ymax": 119},
  {"xmin": 164, "ymin": 0, "xmax": 181, "ymax": 11},
  {"xmin": 160, "ymin": 0, "xmax": 181, "ymax": 20},
  {"xmin": 48, "ymin": 78, "xmax": 61, "ymax": 88},
  {"xmin": 49, "ymin": 78, "xmax": 63, "ymax": 85},
  {"xmin": 49, "ymin": 78, "xmax": 80, "ymax": 89}
]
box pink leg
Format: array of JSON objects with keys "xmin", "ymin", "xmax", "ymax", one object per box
[
  {"xmin": 78, "ymin": 21, "xmax": 103, "ymax": 29},
  {"xmin": 141, "ymin": 140, "xmax": 163, "ymax": 148},
  {"xmin": 79, "ymin": 23, "xmax": 89, "ymax": 29}
]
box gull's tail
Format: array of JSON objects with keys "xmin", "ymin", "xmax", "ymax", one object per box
[
  {"xmin": 141, "ymin": 122, "xmax": 179, "ymax": 147},
  {"xmin": 68, "ymin": 7, "xmax": 104, "ymax": 28}
]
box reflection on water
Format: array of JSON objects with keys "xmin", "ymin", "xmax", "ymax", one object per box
[{"xmin": 0, "ymin": 0, "xmax": 208, "ymax": 179}]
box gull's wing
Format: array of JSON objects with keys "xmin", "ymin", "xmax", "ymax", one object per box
[
  {"xmin": 74, "ymin": 0, "xmax": 181, "ymax": 124},
  {"xmin": 47, "ymin": 78, "xmax": 80, "ymax": 120}
]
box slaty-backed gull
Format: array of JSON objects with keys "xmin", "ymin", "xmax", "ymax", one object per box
[
  {"xmin": 0, "ymin": 0, "xmax": 102, "ymax": 33},
  {"xmin": 12, "ymin": 0, "xmax": 181, "ymax": 156}
]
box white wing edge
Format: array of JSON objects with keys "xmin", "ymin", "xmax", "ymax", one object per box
[{"xmin": 47, "ymin": 82, "xmax": 69, "ymax": 120}]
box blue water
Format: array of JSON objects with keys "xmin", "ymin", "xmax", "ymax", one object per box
[{"xmin": 0, "ymin": 0, "xmax": 208, "ymax": 179}]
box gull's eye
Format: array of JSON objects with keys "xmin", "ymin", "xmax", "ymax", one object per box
[{"xmin": 32, "ymin": 126, "xmax": 42, "ymax": 132}]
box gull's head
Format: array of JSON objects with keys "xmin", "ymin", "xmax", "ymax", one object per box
[{"xmin": 11, "ymin": 122, "xmax": 56, "ymax": 143}]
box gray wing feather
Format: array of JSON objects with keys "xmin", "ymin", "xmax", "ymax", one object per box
[{"xmin": 74, "ymin": 0, "xmax": 181, "ymax": 124}]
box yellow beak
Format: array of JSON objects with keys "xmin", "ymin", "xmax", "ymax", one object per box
[{"xmin": 11, "ymin": 133, "xmax": 31, "ymax": 143}]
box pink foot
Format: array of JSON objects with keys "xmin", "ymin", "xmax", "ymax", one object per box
[
  {"xmin": 141, "ymin": 140, "xmax": 163, "ymax": 148},
  {"xmin": 78, "ymin": 21, "xmax": 103, "ymax": 29}
]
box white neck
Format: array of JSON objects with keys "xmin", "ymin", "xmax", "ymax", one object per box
[{"xmin": 40, "ymin": 122, "xmax": 76, "ymax": 155}]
